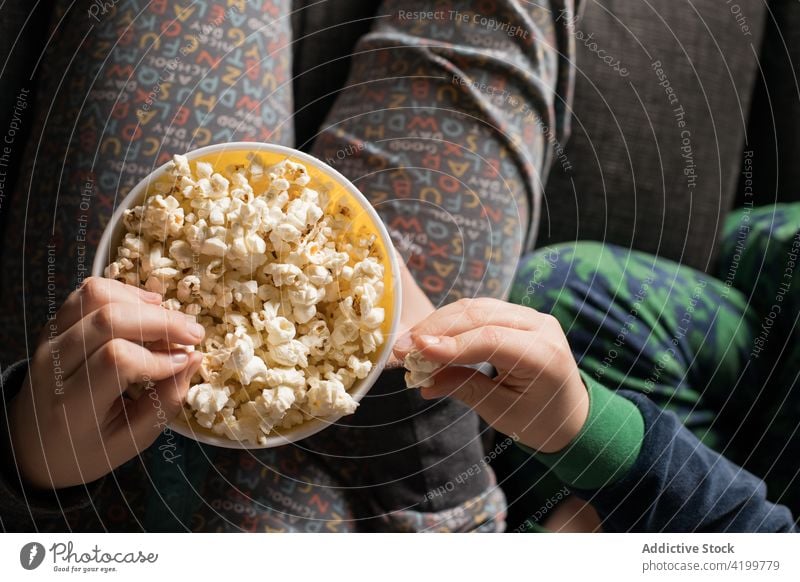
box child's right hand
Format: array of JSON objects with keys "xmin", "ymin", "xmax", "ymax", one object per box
[
  {"xmin": 8, "ymin": 277, "xmax": 204, "ymax": 489},
  {"xmin": 392, "ymin": 298, "xmax": 590, "ymax": 454}
]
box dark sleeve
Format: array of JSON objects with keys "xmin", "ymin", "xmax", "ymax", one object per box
[
  {"xmin": 574, "ymin": 391, "xmax": 797, "ymax": 532},
  {"xmin": 1, "ymin": 360, "xmax": 102, "ymax": 531}
]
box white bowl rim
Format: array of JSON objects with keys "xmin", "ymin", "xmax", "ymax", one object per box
[{"xmin": 91, "ymin": 141, "xmax": 403, "ymax": 449}]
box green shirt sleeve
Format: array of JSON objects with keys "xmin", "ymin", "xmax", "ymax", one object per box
[{"xmin": 519, "ymin": 371, "xmax": 645, "ymax": 490}]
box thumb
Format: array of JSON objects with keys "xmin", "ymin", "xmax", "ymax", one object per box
[
  {"xmin": 153, "ymin": 351, "xmax": 203, "ymax": 414},
  {"xmin": 120, "ymin": 352, "xmax": 202, "ymax": 448},
  {"xmin": 420, "ymin": 365, "xmax": 507, "ymax": 409}
]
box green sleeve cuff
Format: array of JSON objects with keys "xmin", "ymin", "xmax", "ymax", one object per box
[{"xmin": 521, "ymin": 371, "xmax": 645, "ymax": 490}]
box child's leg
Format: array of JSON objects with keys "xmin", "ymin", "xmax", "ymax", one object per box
[
  {"xmin": 2, "ymin": 0, "xmax": 360, "ymax": 533},
  {"xmin": 512, "ymin": 241, "xmax": 758, "ymax": 440},
  {"xmin": 0, "ymin": 0, "xmax": 295, "ymax": 363},
  {"xmin": 39, "ymin": 436, "xmax": 360, "ymax": 533},
  {"xmin": 501, "ymin": 241, "xmax": 761, "ymax": 529},
  {"xmin": 308, "ymin": 0, "xmax": 574, "ymax": 306}
]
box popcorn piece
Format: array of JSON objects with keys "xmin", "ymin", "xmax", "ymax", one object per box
[
  {"xmin": 260, "ymin": 386, "xmax": 295, "ymax": 419},
  {"xmin": 265, "ymin": 263, "xmax": 303, "ymax": 286},
  {"xmin": 270, "ymin": 339, "xmax": 309, "ymax": 368},
  {"xmin": 212, "ymin": 404, "xmax": 262, "ymax": 444},
  {"xmin": 305, "ymin": 265, "xmax": 332, "ymax": 287},
  {"xmin": 264, "ymin": 367, "xmax": 306, "ymax": 390},
  {"xmin": 404, "ymin": 350, "xmax": 443, "ymax": 389},
  {"xmin": 176, "ymin": 275, "xmax": 201, "ymax": 302},
  {"xmin": 201, "ymin": 237, "xmax": 227, "ymax": 257},
  {"xmin": 298, "ymin": 319, "xmax": 330, "ymax": 357},
  {"xmin": 239, "ymin": 355, "xmax": 269, "ymax": 386},
  {"xmin": 170, "ymin": 154, "xmax": 192, "ymax": 177},
  {"xmin": 266, "ymin": 317, "xmax": 295, "ymax": 345},
  {"xmin": 292, "ymin": 303, "xmax": 317, "ymax": 325},
  {"xmin": 348, "ymin": 355, "xmax": 373, "ymax": 380},
  {"xmin": 361, "ymin": 329, "xmax": 384, "ymax": 354},
  {"xmin": 169, "ymin": 240, "xmax": 195, "ymax": 269},
  {"xmin": 305, "ymin": 379, "xmax": 358, "ymax": 417},
  {"xmin": 186, "ymin": 383, "xmax": 231, "ymax": 428},
  {"xmin": 280, "ymin": 409, "xmax": 305, "ymax": 429}
]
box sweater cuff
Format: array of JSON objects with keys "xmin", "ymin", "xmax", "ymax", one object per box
[
  {"xmin": 1, "ymin": 359, "xmax": 104, "ymax": 524},
  {"xmin": 521, "ymin": 371, "xmax": 645, "ymax": 490}
]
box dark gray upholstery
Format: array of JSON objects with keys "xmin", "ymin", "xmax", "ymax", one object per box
[
  {"xmin": 737, "ymin": 0, "xmax": 800, "ymax": 207},
  {"xmin": 0, "ymin": 2, "xmax": 51, "ymax": 236},
  {"xmin": 538, "ymin": 0, "xmax": 768, "ymax": 271}
]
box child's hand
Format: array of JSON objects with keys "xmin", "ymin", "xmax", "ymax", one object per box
[
  {"xmin": 9, "ymin": 277, "xmax": 204, "ymax": 489},
  {"xmin": 393, "ymin": 298, "xmax": 589, "ymax": 453}
]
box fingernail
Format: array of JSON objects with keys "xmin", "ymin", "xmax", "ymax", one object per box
[
  {"xmin": 141, "ymin": 289, "xmax": 162, "ymax": 302},
  {"xmin": 394, "ymin": 332, "xmax": 413, "ymax": 353},
  {"xmin": 186, "ymin": 355, "xmax": 202, "ymax": 378},
  {"xmin": 188, "ymin": 322, "xmax": 206, "ymax": 340},
  {"xmin": 419, "ymin": 387, "xmax": 437, "ymax": 400},
  {"xmin": 419, "ymin": 335, "xmax": 440, "ymax": 346},
  {"xmin": 170, "ymin": 352, "xmax": 188, "ymax": 365}
]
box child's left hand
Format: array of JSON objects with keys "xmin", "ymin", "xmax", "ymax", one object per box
[{"xmin": 392, "ymin": 298, "xmax": 589, "ymax": 453}]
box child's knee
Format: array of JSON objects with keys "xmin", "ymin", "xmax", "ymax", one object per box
[{"xmin": 511, "ymin": 242, "xmax": 606, "ymax": 310}]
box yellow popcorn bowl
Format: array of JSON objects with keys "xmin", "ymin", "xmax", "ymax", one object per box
[{"xmin": 93, "ymin": 142, "xmax": 402, "ymax": 449}]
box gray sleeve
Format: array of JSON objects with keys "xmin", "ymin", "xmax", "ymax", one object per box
[{"xmin": 1, "ymin": 360, "xmax": 103, "ymax": 531}]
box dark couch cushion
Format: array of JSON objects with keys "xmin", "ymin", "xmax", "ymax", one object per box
[{"xmin": 537, "ymin": 0, "xmax": 766, "ymax": 271}]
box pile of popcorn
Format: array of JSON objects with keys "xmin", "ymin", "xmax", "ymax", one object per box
[{"xmin": 105, "ymin": 153, "xmax": 386, "ymax": 444}]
